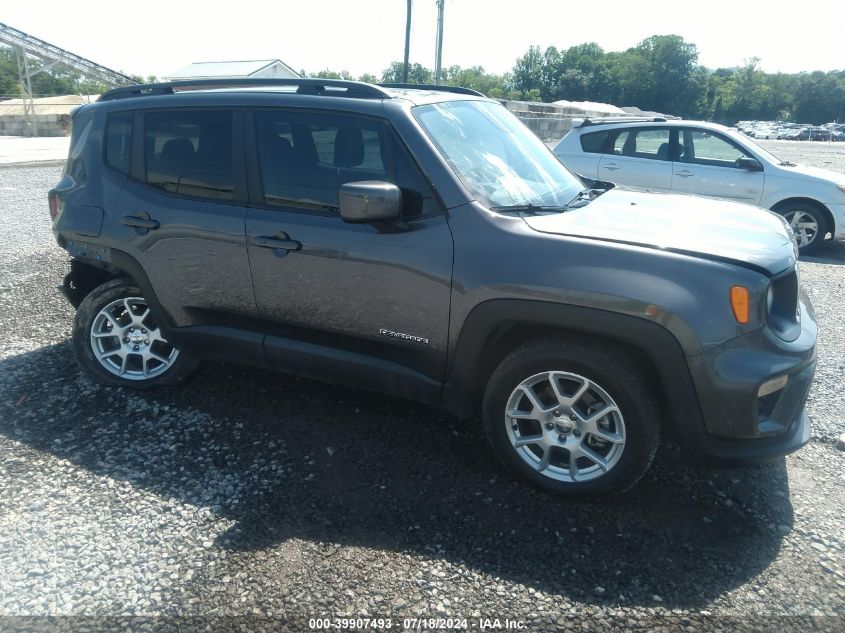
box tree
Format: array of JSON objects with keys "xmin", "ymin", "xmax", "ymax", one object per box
[
  {"xmin": 442, "ymin": 64, "xmax": 508, "ymax": 96},
  {"xmin": 511, "ymin": 45, "xmax": 543, "ymax": 98},
  {"xmin": 381, "ymin": 61, "xmax": 432, "ymax": 84},
  {"xmin": 311, "ymin": 69, "xmax": 353, "ymax": 80},
  {"xmin": 627, "ymin": 35, "xmax": 705, "ymax": 117},
  {"xmin": 358, "ymin": 72, "xmax": 380, "ymax": 84},
  {"xmin": 0, "ymin": 47, "xmax": 21, "ymax": 98},
  {"xmin": 792, "ymin": 71, "xmax": 845, "ymax": 124}
]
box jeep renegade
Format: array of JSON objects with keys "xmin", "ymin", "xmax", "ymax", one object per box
[{"xmin": 50, "ymin": 79, "xmax": 816, "ymax": 497}]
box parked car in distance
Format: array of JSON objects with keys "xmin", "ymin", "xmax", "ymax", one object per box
[
  {"xmin": 753, "ymin": 127, "xmax": 778, "ymax": 140},
  {"xmin": 50, "ymin": 80, "xmax": 816, "ymax": 498},
  {"xmin": 554, "ymin": 118, "xmax": 845, "ymax": 252}
]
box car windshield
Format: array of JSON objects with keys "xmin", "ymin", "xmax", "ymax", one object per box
[{"xmin": 413, "ymin": 100, "xmax": 583, "ymax": 209}]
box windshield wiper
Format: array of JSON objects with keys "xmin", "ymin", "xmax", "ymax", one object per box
[
  {"xmin": 489, "ymin": 203, "xmax": 571, "ymax": 215},
  {"xmin": 566, "ymin": 187, "xmax": 607, "ymax": 208},
  {"xmin": 779, "ymin": 161, "xmax": 797, "ymax": 167}
]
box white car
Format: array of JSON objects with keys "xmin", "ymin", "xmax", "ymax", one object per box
[{"xmin": 553, "ymin": 118, "xmax": 845, "ymax": 253}]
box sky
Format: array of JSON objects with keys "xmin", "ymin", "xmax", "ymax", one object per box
[{"xmin": 3, "ymin": 0, "xmax": 844, "ymax": 80}]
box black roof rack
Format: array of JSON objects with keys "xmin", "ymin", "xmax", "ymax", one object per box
[
  {"xmin": 98, "ymin": 78, "xmax": 393, "ymax": 102},
  {"xmin": 379, "ymin": 83, "xmax": 485, "ymax": 97},
  {"xmin": 576, "ymin": 116, "xmax": 668, "ymax": 127}
]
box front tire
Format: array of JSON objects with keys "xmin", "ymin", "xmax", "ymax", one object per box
[
  {"xmin": 72, "ymin": 279, "xmax": 196, "ymax": 389},
  {"xmin": 775, "ymin": 202, "xmax": 828, "ymax": 254},
  {"xmin": 482, "ymin": 337, "xmax": 660, "ymax": 498}
]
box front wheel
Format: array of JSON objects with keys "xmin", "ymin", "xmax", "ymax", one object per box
[
  {"xmin": 776, "ymin": 203, "xmax": 828, "ymax": 254},
  {"xmin": 482, "ymin": 337, "xmax": 661, "ymax": 498},
  {"xmin": 72, "ymin": 279, "xmax": 196, "ymax": 389}
]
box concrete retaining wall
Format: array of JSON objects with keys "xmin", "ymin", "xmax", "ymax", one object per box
[
  {"xmin": 500, "ymin": 99, "xmax": 628, "ymax": 143},
  {"xmin": 0, "ymin": 114, "xmax": 71, "ymax": 137},
  {"xmin": 500, "ymin": 100, "xmax": 576, "ymax": 143}
]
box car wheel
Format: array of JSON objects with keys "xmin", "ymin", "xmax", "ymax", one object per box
[
  {"xmin": 482, "ymin": 337, "xmax": 660, "ymax": 498},
  {"xmin": 776, "ymin": 203, "xmax": 828, "ymax": 254},
  {"xmin": 73, "ymin": 279, "xmax": 196, "ymax": 389}
]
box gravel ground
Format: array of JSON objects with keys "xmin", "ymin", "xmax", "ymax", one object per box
[{"xmin": 0, "ymin": 151, "xmax": 843, "ymax": 632}]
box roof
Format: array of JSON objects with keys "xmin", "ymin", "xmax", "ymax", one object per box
[
  {"xmin": 573, "ymin": 119, "xmax": 729, "ymax": 133},
  {"xmin": 96, "ymin": 79, "xmax": 487, "ymax": 107},
  {"xmin": 165, "ymin": 59, "xmax": 299, "ymax": 79}
]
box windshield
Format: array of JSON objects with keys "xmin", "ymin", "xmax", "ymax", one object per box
[{"xmin": 413, "ymin": 100, "xmax": 583, "ymax": 209}]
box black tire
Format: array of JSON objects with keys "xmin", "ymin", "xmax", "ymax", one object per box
[
  {"xmin": 482, "ymin": 337, "xmax": 660, "ymax": 498},
  {"xmin": 72, "ymin": 279, "xmax": 196, "ymax": 390},
  {"xmin": 774, "ymin": 202, "xmax": 828, "ymax": 254}
]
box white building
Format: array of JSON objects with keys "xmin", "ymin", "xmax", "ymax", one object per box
[{"xmin": 164, "ymin": 59, "xmax": 300, "ymax": 81}]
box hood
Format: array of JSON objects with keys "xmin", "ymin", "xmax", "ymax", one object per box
[
  {"xmin": 523, "ymin": 189, "xmax": 795, "ymax": 276},
  {"xmin": 771, "ymin": 162, "xmax": 845, "ymax": 187}
]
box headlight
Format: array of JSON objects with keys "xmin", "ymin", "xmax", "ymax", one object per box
[{"xmin": 837, "ymin": 184, "xmax": 845, "ymax": 195}]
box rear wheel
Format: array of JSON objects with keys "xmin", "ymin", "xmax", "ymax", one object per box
[
  {"xmin": 73, "ymin": 279, "xmax": 196, "ymax": 389},
  {"xmin": 482, "ymin": 337, "xmax": 660, "ymax": 498}
]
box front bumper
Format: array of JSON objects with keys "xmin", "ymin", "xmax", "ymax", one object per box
[
  {"xmin": 826, "ymin": 203, "xmax": 845, "ymax": 240},
  {"xmin": 679, "ymin": 295, "xmax": 816, "ymax": 465}
]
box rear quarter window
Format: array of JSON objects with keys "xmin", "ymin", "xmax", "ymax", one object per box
[
  {"xmin": 105, "ymin": 113, "xmax": 133, "ymax": 175},
  {"xmin": 579, "ymin": 131, "xmax": 609, "ymax": 154},
  {"xmin": 64, "ymin": 110, "xmax": 92, "ymax": 180}
]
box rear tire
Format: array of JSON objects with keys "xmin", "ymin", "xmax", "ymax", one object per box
[
  {"xmin": 72, "ymin": 279, "xmax": 196, "ymax": 390},
  {"xmin": 482, "ymin": 337, "xmax": 660, "ymax": 498}
]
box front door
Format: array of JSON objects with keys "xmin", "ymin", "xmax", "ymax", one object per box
[
  {"xmin": 244, "ymin": 109, "xmax": 453, "ymax": 391},
  {"xmin": 672, "ymin": 128, "xmax": 765, "ymax": 203}
]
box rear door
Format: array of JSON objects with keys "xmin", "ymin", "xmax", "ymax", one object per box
[
  {"xmin": 110, "ymin": 109, "xmax": 257, "ymax": 333},
  {"xmin": 554, "ymin": 130, "xmax": 605, "ymax": 179},
  {"xmin": 596, "ymin": 127, "xmax": 673, "ymax": 190},
  {"xmin": 672, "ymin": 128, "xmax": 765, "ymax": 203},
  {"xmin": 244, "ymin": 109, "xmax": 453, "ymax": 391}
]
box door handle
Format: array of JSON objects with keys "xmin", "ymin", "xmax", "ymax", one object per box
[
  {"xmin": 602, "ymin": 163, "xmax": 620, "ymax": 171},
  {"xmin": 254, "ymin": 236, "xmax": 302, "ymax": 251},
  {"xmin": 122, "ymin": 214, "xmax": 160, "ymax": 230},
  {"xmin": 675, "ymin": 170, "xmax": 694, "ymax": 178}
]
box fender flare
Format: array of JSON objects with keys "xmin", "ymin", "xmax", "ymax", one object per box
[{"xmin": 441, "ymin": 299, "xmax": 705, "ymax": 441}]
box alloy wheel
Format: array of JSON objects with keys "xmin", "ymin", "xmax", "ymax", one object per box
[
  {"xmin": 783, "ymin": 210, "xmax": 820, "ymax": 248},
  {"xmin": 504, "ymin": 371, "xmax": 626, "ymax": 483},
  {"xmin": 89, "ymin": 297, "xmax": 178, "ymax": 380}
]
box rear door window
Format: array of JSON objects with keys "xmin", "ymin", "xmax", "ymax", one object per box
[
  {"xmin": 613, "ymin": 128, "xmax": 671, "ymax": 160},
  {"xmin": 143, "ymin": 110, "xmax": 235, "ymax": 201}
]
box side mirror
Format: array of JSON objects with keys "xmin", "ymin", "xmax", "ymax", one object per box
[
  {"xmin": 339, "ymin": 181, "xmax": 401, "ymax": 223},
  {"xmin": 737, "ymin": 156, "xmax": 763, "ymax": 172}
]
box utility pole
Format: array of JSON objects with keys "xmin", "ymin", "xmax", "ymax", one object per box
[
  {"xmin": 434, "ymin": 0, "xmax": 444, "ymax": 84},
  {"xmin": 402, "ymin": 0, "xmax": 412, "ymax": 83}
]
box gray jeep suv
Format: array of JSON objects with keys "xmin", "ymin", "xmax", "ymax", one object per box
[{"xmin": 50, "ymin": 79, "xmax": 816, "ymax": 497}]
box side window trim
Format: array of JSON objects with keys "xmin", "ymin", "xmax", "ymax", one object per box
[{"xmin": 130, "ymin": 111, "xmax": 144, "ymax": 182}]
